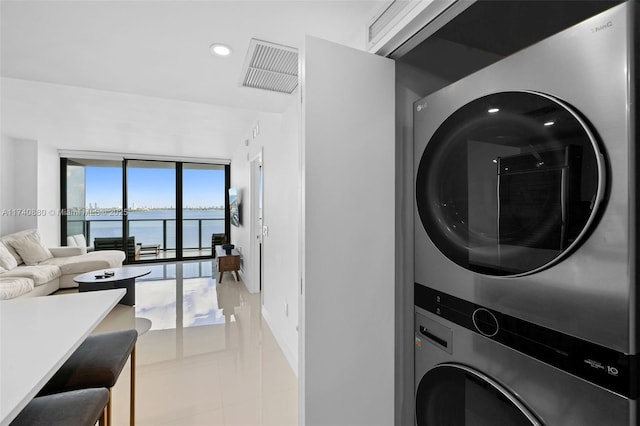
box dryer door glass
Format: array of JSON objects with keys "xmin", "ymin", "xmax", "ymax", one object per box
[
  {"xmin": 416, "ymin": 364, "xmax": 539, "ymax": 425},
  {"xmin": 415, "ymin": 91, "xmax": 604, "ymax": 276}
]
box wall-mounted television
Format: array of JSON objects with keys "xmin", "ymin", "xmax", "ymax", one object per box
[{"xmin": 229, "ymin": 187, "xmax": 241, "ymax": 227}]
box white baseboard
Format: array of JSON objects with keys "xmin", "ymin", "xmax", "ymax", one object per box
[
  {"xmin": 262, "ymin": 306, "xmax": 299, "ymax": 376},
  {"xmin": 238, "ymin": 268, "xmax": 260, "ymax": 294}
]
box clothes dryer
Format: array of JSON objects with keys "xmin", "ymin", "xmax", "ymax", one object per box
[{"xmin": 414, "ymin": 1, "xmax": 636, "ymax": 355}]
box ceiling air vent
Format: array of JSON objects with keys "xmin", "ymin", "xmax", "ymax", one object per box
[{"xmin": 240, "ymin": 38, "xmax": 298, "ymax": 94}]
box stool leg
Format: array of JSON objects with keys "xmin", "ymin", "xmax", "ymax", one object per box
[
  {"xmin": 107, "ymin": 388, "xmax": 113, "ymax": 426},
  {"xmin": 130, "ymin": 345, "xmax": 136, "ymax": 426},
  {"xmin": 100, "ymin": 406, "xmax": 107, "ymax": 426}
]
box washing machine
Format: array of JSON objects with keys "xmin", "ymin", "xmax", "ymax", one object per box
[
  {"xmin": 413, "ymin": 1, "xmax": 637, "ymax": 424},
  {"xmin": 414, "ymin": 289, "xmax": 636, "ymax": 425}
]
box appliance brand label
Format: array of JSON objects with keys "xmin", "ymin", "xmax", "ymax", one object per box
[
  {"xmin": 416, "ymin": 102, "xmax": 427, "ymax": 112},
  {"xmin": 584, "ymin": 359, "xmax": 620, "ymax": 376},
  {"xmin": 415, "ymin": 337, "xmax": 422, "ymax": 348},
  {"xmin": 584, "ymin": 358, "xmax": 605, "ymax": 370},
  {"xmin": 591, "ymin": 21, "xmax": 613, "ymax": 34}
]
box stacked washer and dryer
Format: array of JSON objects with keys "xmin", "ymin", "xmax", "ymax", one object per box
[{"xmin": 413, "ymin": 2, "xmax": 638, "ymax": 425}]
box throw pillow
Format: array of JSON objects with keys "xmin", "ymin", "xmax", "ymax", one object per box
[
  {"xmin": 0, "ymin": 228, "xmax": 39, "ymax": 265},
  {"xmin": 9, "ymin": 232, "xmax": 53, "ymax": 266},
  {"xmin": 0, "ymin": 242, "xmax": 18, "ymax": 271}
]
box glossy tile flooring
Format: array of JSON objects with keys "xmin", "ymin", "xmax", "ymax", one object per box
[{"xmin": 90, "ymin": 260, "xmax": 298, "ymax": 426}]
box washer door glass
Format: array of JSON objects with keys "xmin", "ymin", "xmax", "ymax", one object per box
[
  {"xmin": 416, "ymin": 364, "xmax": 540, "ymax": 426},
  {"xmin": 415, "ymin": 91, "xmax": 604, "ymax": 276}
]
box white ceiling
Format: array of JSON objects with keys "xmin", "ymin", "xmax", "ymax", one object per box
[{"xmin": 1, "ymin": 0, "xmax": 386, "ymax": 145}]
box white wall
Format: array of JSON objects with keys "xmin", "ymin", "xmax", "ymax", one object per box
[
  {"xmin": 0, "ymin": 77, "xmax": 259, "ymax": 244},
  {"xmin": 229, "ymin": 137, "xmax": 252, "ymax": 285},
  {"xmin": 0, "ymin": 136, "xmax": 38, "ymax": 235},
  {"xmin": 261, "ymin": 100, "xmax": 300, "ymax": 371},
  {"xmin": 229, "ymin": 112, "xmax": 280, "ymax": 292},
  {"xmin": 0, "ymin": 134, "xmax": 13, "ymax": 234},
  {"xmin": 229, "ymin": 99, "xmax": 300, "ymax": 373}
]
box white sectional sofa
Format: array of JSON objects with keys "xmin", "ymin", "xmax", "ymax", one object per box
[{"xmin": 0, "ymin": 229, "xmax": 126, "ymax": 300}]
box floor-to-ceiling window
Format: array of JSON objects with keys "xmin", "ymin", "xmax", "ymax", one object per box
[
  {"xmin": 182, "ymin": 163, "xmax": 226, "ymax": 259},
  {"xmin": 61, "ymin": 155, "xmax": 229, "ymax": 262},
  {"xmin": 63, "ymin": 158, "xmax": 124, "ymax": 244},
  {"xmin": 126, "ymin": 160, "xmax": 177, "ymax": 260}
]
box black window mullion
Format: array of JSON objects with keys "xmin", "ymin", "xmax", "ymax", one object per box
[
  {"xmin": 123, "ymin": 159, "xmax": 129, "ymax": 262},
  {"xmin": 176, "ymin": 162, "xmax": 183, "ymax": 260},
  {"xmin": 225, "ymin": 164, "xmax": 231, "ymax": 242},
  {"xmin": 60, "ymin": 158, "xmax": 68, "ymax": 246}
]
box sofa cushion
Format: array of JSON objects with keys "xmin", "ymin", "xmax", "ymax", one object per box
[
  {"xmin": 49, "ymin": 246, "xmax": 85, "ymax": 257},
  {"xmin": 67, "ymin": 234, "xmax": 94, "ymax": 253},
  {"xmin": 67, "ymin": 234, "xmax": 88, "ymax": 248},
  {"xmin": 67, "ymin": 235, "xmax": 79, "ymax": 247},
  {"xmin": 9, "ymin": 232, "xmax": 53, "ymax": 266},
  {"xmin": 0, "ymin": 242, "xmax": 18, "ymax": 272},
  {"xmin": 40, "ymin": 250, "xmax": 126, "ymax": 276},
  {"xmin": 0, "ymin": 277, "xmax": 35, "ymax": 300},
  {"xmin": 1, "ymin": 265, "xmax": 61, "ymax": 286},
  {"xmin": 0, "ymin": 229, "xmax": 39, "ymax": 265}
]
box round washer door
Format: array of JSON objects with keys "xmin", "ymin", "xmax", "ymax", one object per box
[
  {"xmin": 416, "ymin": 91, "xmax": 605, "ymax": 276},
  {"xmin": 416, "ymin": 364, "xmax": 541, "ymax": 426}
]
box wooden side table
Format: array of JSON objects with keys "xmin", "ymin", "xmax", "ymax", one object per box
[{"xmin": 215, "ymin": 246, "xmax": 240, "ymax": 282}]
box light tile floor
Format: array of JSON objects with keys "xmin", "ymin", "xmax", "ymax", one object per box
[{"xmin": 92, "ymin": 260, "xmax": 298, "ymax": 426}]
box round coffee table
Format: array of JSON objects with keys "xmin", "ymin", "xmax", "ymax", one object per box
[{"xmin": 74, "ymin": 267, "xmax": 151, "ymax": 306}]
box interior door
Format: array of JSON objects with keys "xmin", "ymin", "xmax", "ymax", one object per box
[
  {"xmin": 300, "ymin": 36, "xmax": 395, "ymax": 426},
  {"xmin": 250, "ymin": 152, "xmax": 263, "ymax": 296}
]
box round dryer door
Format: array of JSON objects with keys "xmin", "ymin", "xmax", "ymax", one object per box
[
  {"xmin": 416, "ymin": 364, "xmax": 541, "ymax": 425},
  {"xmin": 416, "ymin": 91, "xmax": 605, "ymax": 276}
]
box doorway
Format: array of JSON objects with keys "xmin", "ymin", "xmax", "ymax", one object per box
[{"xmin": 250, "ymin": 152, "xmax": 263, "ymax": 295}]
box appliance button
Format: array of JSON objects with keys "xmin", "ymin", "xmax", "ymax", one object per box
[{"xmin": 472, "ymin": 308, "xmax": 499, "ymax": 337}]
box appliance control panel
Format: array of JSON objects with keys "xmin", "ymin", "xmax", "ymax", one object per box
[{"xmin": 415, "ymin": 283, "xmax": 638, "ymax": 399}]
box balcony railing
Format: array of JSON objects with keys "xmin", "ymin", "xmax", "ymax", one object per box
[{"xmin": 67, "ymin": 218, "xmax": 225, "ymax": 252}]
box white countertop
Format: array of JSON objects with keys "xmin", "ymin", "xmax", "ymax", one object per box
[{"xmin": 0, "ymin": 289, "xmax": 126, "ymax": 426}]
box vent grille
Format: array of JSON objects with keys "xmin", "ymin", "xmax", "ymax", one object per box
[
  {"xmin": 368, "ymin": 0, "xmax": 415, "ymax": 44},
  {"xmin": 240, "ymin": 39, "xmax": 298, "ymax": 94}
]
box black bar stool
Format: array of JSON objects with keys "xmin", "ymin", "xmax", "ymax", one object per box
[
  {"xmin": 38, "ymin": 329, "xmax": 138, "ymax": 426},
  {"xmin": 10, "ymin": 388, "xmax": 109, "ymax": 426}
]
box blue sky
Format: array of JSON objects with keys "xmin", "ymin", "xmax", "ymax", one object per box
[{"xmin": 85, "ymin": 166, "xmax": 225, "ymax": 208}]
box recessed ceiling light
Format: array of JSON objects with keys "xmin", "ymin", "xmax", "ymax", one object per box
[
  {"xmin": 210, "ymin": 43, "xmax": 232, "ymax": 57},
  {"xmin": 488, "ymin": 108, "xmax": 500, "ymax": 113},
  {"xmin": 544, "ymin": 121, "xmax": 555, "ymax": 126}
]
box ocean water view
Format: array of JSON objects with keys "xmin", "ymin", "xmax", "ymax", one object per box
[{"xmin": 68, "ymin": 209, "xmax": 225, "ymax": 249}]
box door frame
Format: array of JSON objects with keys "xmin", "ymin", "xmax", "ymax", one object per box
[{"xmin": 249, "ymin": 149, "xmax": 263, "ymax": 295}]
